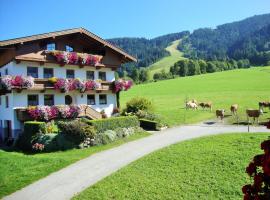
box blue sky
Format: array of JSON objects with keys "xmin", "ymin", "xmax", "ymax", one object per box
[{"xmin": 0, "ymin": 0, "xmax": 269, "ymax": 40}]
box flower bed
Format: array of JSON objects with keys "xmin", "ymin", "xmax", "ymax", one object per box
[
  {"xmin": 27, "ymin": 105, "xmax": 81, "ymax": 121},
  {"xmin": 47, "ymin": 50, "xmax": 103, "ymax": 66},
  {"xmin": 0, "ymin": 75, "xmax": 34, "ymax": 90}
]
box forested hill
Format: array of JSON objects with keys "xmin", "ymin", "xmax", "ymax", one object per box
[
  {"xmin": 108, "ymin": 13, "xmax": 270, "ymax": 69},
  {"xmin": 108, "ymin": 31, "xmax": 189, "ymax": 68},
  {"xmin": 179, "ymin": 13, "xmax": 270, "ymax": 64}
]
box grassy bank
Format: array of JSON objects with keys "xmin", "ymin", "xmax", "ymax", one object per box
[
  {"xmin": 121, "ymin": 67, "xmax": 270, "ymax": 126},
  {"xmin": 74, "ymin": 133, "xmax": 269, "ymax": 200},
  {"xmin": 0, "ymin": 131, "xmax": 150, "ymax": 198}
]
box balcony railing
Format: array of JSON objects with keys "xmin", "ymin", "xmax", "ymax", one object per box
[
  {"xmin": 15, "ymin": 104, "xmax": 102, "ymax": 122},
  {"xmin": 0, "ymin": 78, "xmax": 114, "ymax": 95}
]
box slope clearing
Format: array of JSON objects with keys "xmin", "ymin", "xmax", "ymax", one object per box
[
  {"xmin": 148, "ymin": 39, "xmax": 186, "ymax": 78},
  {"xmin": 121, "ymin": 67, "xmax": 270, "ymax": 126}
]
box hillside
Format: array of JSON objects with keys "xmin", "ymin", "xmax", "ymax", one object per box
[
  {"xmin": 180, "ymin": 13, "xmax": 270, "ymax": 64},
  {"xmin": 148, "ymin": 40, "xmax": 186, "ymax": 78},
  {"xmin": 121, "ymin": 67, "xmax": 270, "ymax": 126},
  {"xmin": 108, "ymin": 13, "xmax": 270, "ymax": 70},
  {"xmin": 108, "ymin": 31, "xmax": 189, "ymax": 69}
]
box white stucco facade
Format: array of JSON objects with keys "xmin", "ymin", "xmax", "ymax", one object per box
[{"xmin": 0, "ymin": 61, "xmax": 117, "ymax": 140}]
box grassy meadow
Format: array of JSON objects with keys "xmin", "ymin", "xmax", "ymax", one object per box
[
  {"xmin": 148, "ymin": 39, "xmax": 186, "ymax": 78},
  {"xmin": 121, "ymin": 67, "xmax": 270, "ymax": 126},
  {"xmin": 73, "ymin": 133, "xmax": 269, "ymax": 200},
  {"xmin": 0, "ymin": 131, "xmax": 150, "ymax": 198}
]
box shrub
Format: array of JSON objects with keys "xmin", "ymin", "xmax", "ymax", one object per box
[
  {"xmin": 16, "ymin": 121, "xmax": 46, "ymax": 151},
  {"xmin": 82, "ymin": 125, "xmax": 96, "ymax": 139},
  {"xmin": 96, "ymin": 130, "xmax": 117, "ymax": 144},
  {"xmin": 125, "ymin": 97, "xmax": 154, "ymax": 114},
  {"xmin": 85, "ymin": 116, "xmax": 139, "ymax": 133},
  {"xmin": 32, "ymin": 133, "xmax": 58, "ymax": 152},
  {"xmin": 57, "ymin": 120, "xmax": 96, "ymax": 144}
]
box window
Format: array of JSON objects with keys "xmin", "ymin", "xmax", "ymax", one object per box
[
  {"xmin": 98, "ymin": 72, "xmax": 106, "ymax": 81},
  {"xmin": 27, "ymin": 67, "xmax": 38, "ymax": 78},
  {"xmin": 99, "ymin": 94, "xmax": 107, "ymax": 105},
  {"xmin": 0, "ymin": 72, "xmax": 2, "ymax": 77},
  {"xmin": 65, "ymin": 45, "xmax": 73, "ymax": 52},
  {"xmin": 86, "ymin": 71, "xmax": 95, "ymax": 80},
  {"xmin": 5, "ymin": 68, "xmax": 8, "ymax": 75},
  {"xmin": 87, "ymin": 95, "xmax": 95, "ymax": 105},
  {"xmin": 65, "ymin": 95, "xmax": 73, "ymax": 105},
  {"xmin": 66, "ymin": 69, "xmax": 75, "ymax": 79},
  {"xmin": 43, "ymin": 68, "xmax": 54, "ymax": 78},
  {"xmin": 5, "ymin": 96, "xmax": 8, "ymax": 108},
  {"xmin": 47, "ymin": 43, "xmax": 56, "ymax": 51},
  {"xmin": 28, "ymin": 95, "xmax": 39, "ymax": 106},
  {"xmin": 44, "ymin": 95, "xmax": 54, "ymax": 106}
]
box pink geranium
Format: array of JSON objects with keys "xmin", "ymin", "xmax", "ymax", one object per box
[
  {"xmin": 114, "ymin": 79, "xmax": 133, "ymax": 92},
  {"xmin": 68, "ymin": 52, "xmax": 78, "ymax": 64}
]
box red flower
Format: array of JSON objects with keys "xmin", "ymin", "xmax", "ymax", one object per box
[
  {"xmin": 246, "ymin": 162, "xmax": 257, "ymax": 176},
  {"xmin": 253, "ymin": 154, "xmax": 264, "ymax": 166},
  {"xmin": 242, "ymin": 184, "xmax": 252, "ymax": 194},
  {"xmin": 244, "ymin": 193, "xmax": 252, "ymax": 200},
  {"xmin": 261, "ymin": 140, "xmax": 270, "ymax": 154},
  {"xmin": 254, "ymin": 173, "xmax": 264, "ymax": 190}
]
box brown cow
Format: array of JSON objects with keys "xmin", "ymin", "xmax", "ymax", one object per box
[
  {"xmin": 230, "ymin": 104, "xmax": 238, "ymax": 115},
  {"xmin": 246, "ymin": 109, "xmax": 263, "ymax": 124},
  {"xmin": 259, "ymin": 101, "xmax": 270, "ymax": 112},
  {"xmin": 216, "ymin": 109, "xmax": 225, "ymax": 120},
  {"xmin": 199, "ymin": 102, "xmax": 212, "ymax": 111}
]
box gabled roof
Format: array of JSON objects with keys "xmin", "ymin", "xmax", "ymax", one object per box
[{"xmin": 0, "ymin": 27, "xmax": 137, "ymax": 62}]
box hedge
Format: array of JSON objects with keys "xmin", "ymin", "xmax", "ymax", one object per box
[
  {"xmin": 16, "ymin": 121, "xmax": 46, "ymax": 151},
  {"xmin": 84, "ymin": 116, "xmax": 139, "ymax": 133},
  {"xmin": 139, "ymin": 119, "xmax": 159, "ymax": 131}
]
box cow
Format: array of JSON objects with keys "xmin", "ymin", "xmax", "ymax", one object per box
[
  {"xmin": 216, "ymin": 109, "xmax": 225, "ymax": 121},
  {"xmin": 246, "ymin": 109, "xmax": 263, "ymax": 124},
  {"xmin": 186, "ymin": 102, "xmax": 198, "ymax": 110},
  {"xmin": 199, "ymin": 102, "xmax": 212, "ymax": 111},
  {"xmin": 230, "ymin": 104, "xmax": 238, "ymax": 115},
  {"xmin": 259, "ymin": 101, "xmax": 270, "ymax": 112}
]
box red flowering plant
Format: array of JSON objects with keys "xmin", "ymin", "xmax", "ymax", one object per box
[
  {"xmin": 48, "ymin": 51, "xmax": 102, "ymax": 66},
  {"xmin": 114, "ymin": 79, "xmax": 133, "ymax": 93},
  {"xmin": 0, "ymin": 75, "xmax": 34, "ymax": 90},
  {"xmin": 53, "ymin": 78, "xmax": 71, "ymax": 93},
  {"xmin": 32, "ymin": 143, "xmax": 45, "ymax": 151},
  {"xmin": 72, "ymin": 78, "xmax": 85, "ymax": 92},
  {"xmin": 242, "ymin": 138, "xmax": 270, "ymax": 200}
]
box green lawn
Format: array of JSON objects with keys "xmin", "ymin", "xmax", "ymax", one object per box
[
  {"xmin": 0, "ymin": 131, "xmax": 150, "ymax": 198},
  {"xmin": 73, "ymin": 133, "xmax": 268, "ymax": 200},
  {"xmin": 121, "ymin": 67, "xmax": 270, "ymax": 126},
  {"xmin": 148, "ymin": 39, "xmax": 186, "ymax": 78}
]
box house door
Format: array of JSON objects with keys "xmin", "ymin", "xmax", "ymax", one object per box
[{"xmin": 4, "ymin": 120, "xmax": 12, "ymax": 139}]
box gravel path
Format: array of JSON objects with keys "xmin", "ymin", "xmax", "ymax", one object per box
[{"xmin": 4, "ymin": 124, "xmax": 270, "ymax": 200}]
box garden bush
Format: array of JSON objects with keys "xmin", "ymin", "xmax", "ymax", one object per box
[
  {"xmin": 84, "ymin": 116, "xmax": 139, "ymax": 133},
  {"xmin": 16, "ymin": 121, "xmax": 46, "ymax": 151},
  {"xmin": 95, "ymin": 127, "xmax": 143, "ymax": 145},
  {"xmin": 57, "ymin": 120, "xmax": 96, "ymax": 144},
  {"xmin": 125, "ymin": 97, "xmax": 154, "ymax": 114}
]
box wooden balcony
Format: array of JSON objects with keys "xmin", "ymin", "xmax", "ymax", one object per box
[
  {"xmin": 0, "ymin": 78, "xmax": 114, "ymax": 95},
  {"xmin": 15, "ymin": 105, "xmax": 102, "ymax": 122}
]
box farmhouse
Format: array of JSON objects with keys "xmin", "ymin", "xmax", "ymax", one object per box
[{"xmin": 0, "ymin": 28, "xmax": 136, "ymax": 141}]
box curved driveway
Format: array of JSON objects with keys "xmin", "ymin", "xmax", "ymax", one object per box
[{"xmin": 4, "ymin": 124, "xmax": 270, "ymax": 200}]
